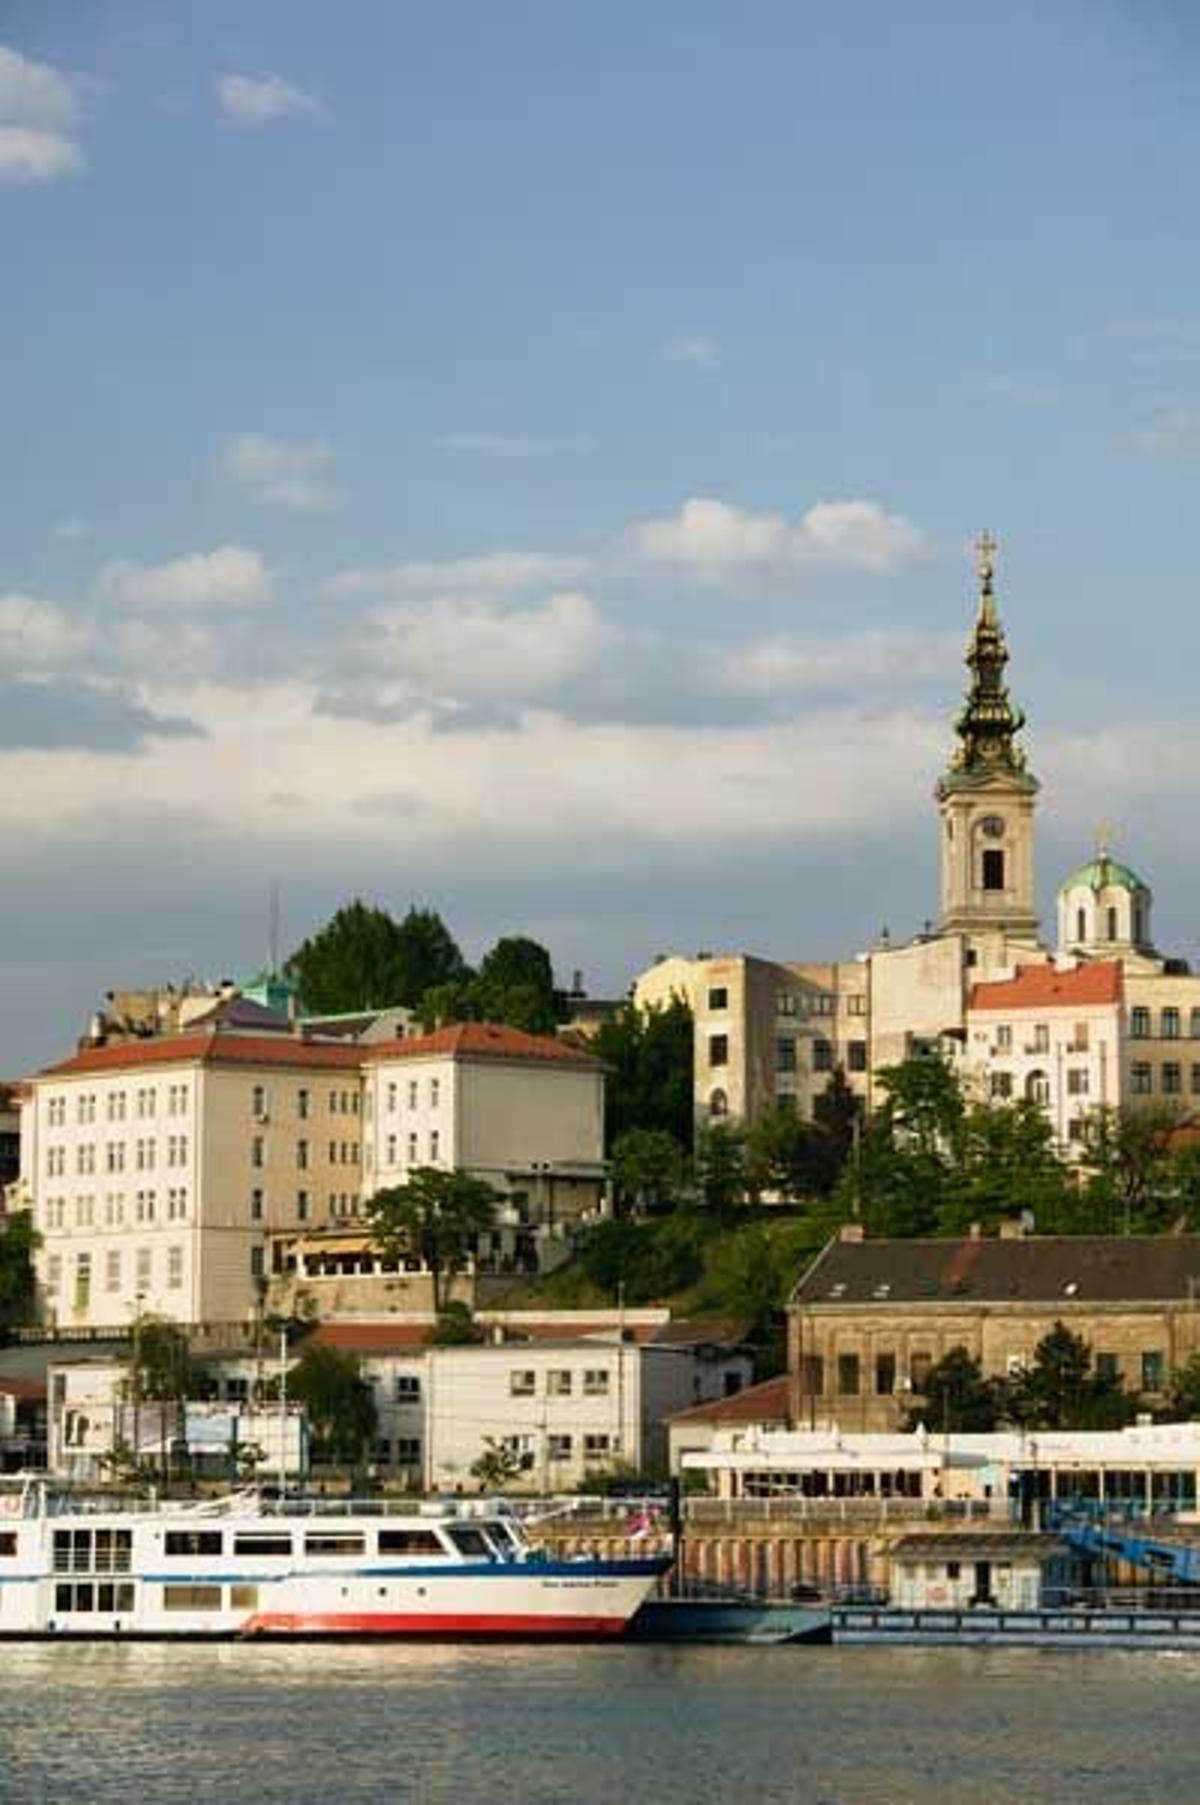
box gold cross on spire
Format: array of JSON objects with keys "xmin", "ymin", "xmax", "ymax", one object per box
[
  {"xmin": 1096, "ymin": 820, "xmax": 1113, "ymax": 861},
  {"xmin": 976, "ymin": 530, "xmax": 997, "ymax": 584}
]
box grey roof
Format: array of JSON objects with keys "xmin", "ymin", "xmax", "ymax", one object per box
[
  {"xmin": 791, "ymin": 1235, "xmax": 1200, "ymax": 1308},
  {"xmin": 890, "ymin": 1534, "xmax": 1067, "ymax": 1562},
  {"xmin": 185, "ymin": 996, "xmax": 292, "ymax": 1033}
]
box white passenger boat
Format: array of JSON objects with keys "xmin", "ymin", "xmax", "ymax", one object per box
[{"xmin": 0, "ymin": 1479, "xmax": 670, "ymax": 1640}]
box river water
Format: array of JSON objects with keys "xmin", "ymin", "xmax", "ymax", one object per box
[{"xmin": 2, "ymin": 1642, "xmax": 1197, "ymax": 1803}]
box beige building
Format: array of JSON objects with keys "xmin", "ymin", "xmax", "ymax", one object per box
[
  {"xmin": 22, "ymin": 1027, "xmax": 364, "ymax": 1332},
  {"xmin": 787, "ymin": 1228, "xmax": 1200, "ymax": 1433}
]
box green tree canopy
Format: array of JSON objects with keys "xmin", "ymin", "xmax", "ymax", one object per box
[
  {"xmin": 1007, "ymin": 1321, "xmax": 1137, "ymax": 1430},
  {"xmin": 904, "ymin": 1345, "xmax": 1004, "ymax": 1433},
  {"xmin": 610, "ymin": 1128, "xmax": 689, "ymax": 1216},
  {"xmin": 746, "ymin": 1105, "xmax": 841, "ymax": 1201},
  {"xmin": 430, "ymin": 1300, "xmax": 484, "ymax": 1345},
  {"xmin": 366, "ymin": 1168, "xmax": 501, "ymax": 1309},
  {"xmin": 419, "ymin": 934, "xmax": 562, "ymax": 1036},
  {"xmin": 694, "ymin": 1121, "xmax": 749, "ymax": 1220},
  {"xmin": 591, "ymin": 1000, "xmax": 694, "ymax": 1150},
  {"xmin": 287, "ymin": 1341, "xmax": 378, "ymax": 1464},
  {"xmin": 0, "ymin": 1210, "xmax": 38, "ymax": 1330},
  {"xmin": 286, "ymin": 899, "xmax": 466, "ymax": 1014},
  {"xmin": 1080, "ymin": 1104, "xmax": 1193, "ymax": 1233}
]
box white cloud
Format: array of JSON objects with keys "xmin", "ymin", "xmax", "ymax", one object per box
[
  {"xmin": 1130, "ymin": 406, "xmax": 1200, "ymax": 458},
  {"xmin": 329, "ymin": 550, "xmax": 588, "ymax": 598},
  {"xmin": 367, "ymin": 591, "xmax": 615, "ymax": 706},
  {"xmin": 667, "ymin": 334, "xmax": 721, "ymax": 369},
  {"xmin": 0, "ymin": 45, "xmax": 83, "ymax": 183},
  {"xmin": 721, "ymin": 628, "xmax": 960, "ymax": 696},
  {"xmin": 216, "ymin": 72, "xmax": 325, "ymax": 125},
  {"xmin": 225, "ymin": 434, "xmax": 336, "ymax": 512},
  {"xmin": 0, "ymin": 594, "xmax": 92, "ymax": 667},
  {"xmin": 629, "ymin": 496, "xmax": 925, "ymax": 576},
  {"xmin": 100, "ymin": 546, "xmax": 273, "ymax": 610}
]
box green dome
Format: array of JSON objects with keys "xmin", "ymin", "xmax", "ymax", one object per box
[{"xmin": 1059, "ymin": 855, "xmax": 1148, "ymax": 896}]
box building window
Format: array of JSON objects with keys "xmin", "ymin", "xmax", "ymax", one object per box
[
  {"xmin": 251, "ymin": 1136, "xmax": 265, "ymax": 1169},
  {"xmin": 408, "ymin": 1133, "xmax": 418, "ymax": 1163},
  {"xmin": 1032, "ymin": 1023, "xmax": 1050, "ymax": 1054},
  {"xmin": 429, "ymin": 1130, "xmax": 440, "ymax": 1161},
  {"xmin": 583, "ymin": 1369, "xmax": 610, "ymax": 1396},
  {"xmin": 707, "ymin": 987, "xmax": 728, "ymax": 1011},
  {"xmin": 1163, "ymin": 1008, "xmax": 1181, "ymax": 1040},
  {"xmin": 430, "ymin": 1078, "xmax": 440, "ymax": 1108},
  {"xmin": 1066, "ymin": 1068, "xmax": 1089, "ymax": 1096},
  {"xmin": 136, "ymin": 1248, "xmax": 151, "ymax": 1290},
  {"xmin": 395, "ymin": 1374, "xmax": 421, "ymax": 1400},
  {"xmin": 909, "ymin": 1352, "xmax": 932, "ymax": 1392},
  {"xmin": 1142, "ymin": 1350, "xmax": 1166, "ymax": 1392},
  {"xmin": 995, "ymin": 1024, "xmax": 1012, "ymax": 1050},
  {"xmin": 776, "ymin": 1037, "xmax": 796, "ymax": 1074},
  {"xmin": 1067, "ymin": 1118, "xmax": 1087, "ymax": 1142},
  {"xmin": 1107, "ymin": 906, "xmax": 1119, "ymax": 941},
  {"xmin": 847, "ymin": 1041, "xmax": 867, "ymax": 1073},
  {"xmin": 297, "ymin": 1190, "xmax": 309, "ymax": 1221},
  {"xmin": 408, "ymin": 1081, "xmax": 419, "ymax": 1109},
  {"xmin": 250, "ymin": 1246, "xmax": 265, "ymax": 1281},
  {"xmin": 709, "ymin": 1089, "xmax": 729, "ymax": 1118},
  {"xmin": 583, "ymin": 1434, "xmax": 612, "ymax": 1461},
  {"xmin": 1163, "ymin": 1063, "xmax": 1182, "ymax": 1096},
  {"xmin": 812, "ymin": 1039, "xmax": 834, "ymax": 1073},
  {"xmin": 1132, "ymin": 1062, "xmax": 1153, "ymax": 1095},
  {"xmin": 547, "ymin": 1434, "xmax": 573, "ymax": 1461},
  {"xmin": 252, "ymin": 1085, "xmax": 267, "ymax": 1116},
  {"xmin": 509, "ymin": 1370, "xmax": 536, "ymax": 1396},
  {"xmin": 1131, "ymin": 1007, "xmax": 1151, "ymax": 1039},
  {"xmin": 1095, "ymin": 1353, "xmax": 1119, "ymax": 1384},
  {"xmin": 778, "ymin": 993, "xmax": 797, "ymax": 1017},
  {"xmin": 981, "ymin": 849, "xmax": 1005, "ymax": 891},
  {"xmin": 298, "ymin": 1088, "xmax": 310, "ymax": 1120},
  {"xmin": 168, "ymin": 1246, "xmax": 183, "ymax": 1290},
  {"xmin": 1025, "ymin": 1070, "xmax": 1050, "ymax": 1105},
  {"xmin": 1192, "ymin": 1009, "xmax": 1200, "ymax": 1040},
  {"xmin": 547, "ymin": 1370, "xmax": 573, "ymax": 1397},
  {"xmin": 837, "ymin": 1354, "xmax": 860, "ymax": 1397},
  {"xmin": 847, "ymin": 994, "xmax": 867, "ymax": 1017},
  {"xmin": 1072, "ymin": 1022, "xmax": 1090, "ymax": 1051},
  {"xmin": 708, "ymin": 1034, "xmax": 729, "ymax": 1068},
  {"xmin": 1191, "ymin": 1066, "xmax": 1200, "ymax": 1097},
  {"xmin": 990, "ymin": 1072, "xmax": 1013, "ymax": 1100},
  {"xmin": 250, "ymin": 1188, "xmax": 264, "ymax": 1221},
  {"xmin": 1075, "ymin": 907, "xmax": 1086, "ymax": 942},
  {"xmin": 105, "ymin": 1250, "xmax": 121, "ymax": 1293},
  {"xmin": 874, "ymin": 1352, "xmax": 896, "ymax": 1396}
]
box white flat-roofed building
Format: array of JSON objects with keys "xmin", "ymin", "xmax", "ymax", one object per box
[
  {"xmin": 361, "ymin": 1022, "xmax": 608, "ymax": 1233},
  {"xmin": 22, "ymin": 1028, "xmax": 363, "ymax": 1332}
]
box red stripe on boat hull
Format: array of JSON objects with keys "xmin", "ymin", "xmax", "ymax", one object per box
[{"xmin": 241, "ymin": 1611, "xmax": 630, "ymax": 1639}]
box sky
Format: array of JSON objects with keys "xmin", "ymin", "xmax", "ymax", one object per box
[{"xmin": 3, "ymin": 0, "xmax": 1200, "ymax": 1071}]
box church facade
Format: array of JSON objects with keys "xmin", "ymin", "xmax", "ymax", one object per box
[{"xmin": 635, "ymin": 536, "xmax": 1200, "ymax": 1143}]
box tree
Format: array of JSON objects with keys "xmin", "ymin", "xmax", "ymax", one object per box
[
  {"xmin": 746, "ymin": 1105, "xmax": 840, "ymax": 1201},
  {"xmin": 286, "ymin": 899, "xmax": 466, "ymax": 1013},
  {"xmin": 287, "ymin": 1341, "xmax": 378, "ymax": 1464},
  {"xmin": 420, "ymin": 934, "xmax": 562, "ymax": 1036},
  {"xmin": 0, "ymin": 1210, "xmax": 38, "ymax": 1331},
  {"xmin": 127, "ymin": 1316, "xmax": 197, "ymax": 1481},
  {"xmin": 430, "ymin": 1301, "xmax": 484, "ymax": 1345},
  {"xmin": 575, "ymin": 1215, "xmax": 706, "ymax": 1304},
  {"xmin": 366, "ymin": 1168, "xmax": 501, "ymax": 1309},
  {"xmin": 694, "ymin": 1121, "xmax": 749, "ymax": 1220},
  {"xmin": 591, "ymin": 1000, "xmax": 694, "ymax": 1150},
  {"xmin": 905, "ymin": 1346, "xmax": 1003, "ymax": 1433},
  {"xmin": 471, "ymin": 1436, "xmax": 527, "ymax": 1489},
  {"xmin": 813, "ymin": 1066, "xmax": 863, "ymax": 1168},
  {"xmin": 610, "ymin": 1128, "xmax": 688, "ymax": 1216},
  {"xmin": 1163, "ymin": 1353, "xmax": 1200, "ymax": 1421},
  {"xmin": 1081, "ymin": 1105, "xmax": 1192, "ymax": 1233},
  {"xmin": 1008, "ymin": 1321, "xmax": 1137, "ymax": 1430}
]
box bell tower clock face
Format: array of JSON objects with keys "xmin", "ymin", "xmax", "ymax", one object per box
[{"xmin": 979, "ymin": 815, "xmax": 1005, "ymax": 839}]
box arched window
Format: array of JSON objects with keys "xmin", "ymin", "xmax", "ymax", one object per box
[
  {"xmin": 1107, "ymin": 906, "xmax": 1118, "ymax": 942},
  {"xmin": 709, "ymin": 1088, "xmax": 729, "ymax": 1118},
  {"xmin": 1133, "ymin": 904, "xmax": 1144, "ymax": 943},
  {"xmin": 1025, "ymin": 1070, "xmax": 1050, "ymax": 1105},
  {"xmin": 1076, "ymin": 907, "xmax": 1086, "ymax": 943}
]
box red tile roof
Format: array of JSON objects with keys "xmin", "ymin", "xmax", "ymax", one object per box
[
  {"xmin": 669, "ymin": 1374, "xmax": 790, "ymax": 1426},
  {"xmin": 38, "ymin": 1031, "xmax": 364, "ymax": 1080},
  {"xmin": 311, "ymin": 1323, "xmax": 432, "ymax": 1352},
  {"xmin": 970, "ymin": 961, "xmax": 1123, "ymax": 1012},
  {"xmin": 363, "ymin": 1021, "xmax": 603, "ymax": 1069}
]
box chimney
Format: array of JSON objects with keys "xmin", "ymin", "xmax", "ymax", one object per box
[{"xmin": 839, "ymin": 1223, "xmax": 865, "ymax": 1243}]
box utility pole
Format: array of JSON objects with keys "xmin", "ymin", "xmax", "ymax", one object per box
[{"xmin": 277, "ymin": 1324, "xmax": 288, "ymax": 1498}]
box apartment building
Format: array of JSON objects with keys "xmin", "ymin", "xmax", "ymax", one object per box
[{"xmin": 22, "ymin": 1028, "xmax": 363, "ymax": 1331}]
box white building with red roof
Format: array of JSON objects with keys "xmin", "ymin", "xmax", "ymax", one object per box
[{"xmin": 963, "ymin": 959, "xmax": 1123, "ymax": 1149}]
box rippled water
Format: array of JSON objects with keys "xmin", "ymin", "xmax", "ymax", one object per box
[{"xmin": 2, "ymin": 1643, "xmax": 1199, "ymax": 1803}]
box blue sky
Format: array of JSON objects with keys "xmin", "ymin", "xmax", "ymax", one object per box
[{"xmin": 2, "ymin": 1, "xmax": 1199, "ymax": 1068}]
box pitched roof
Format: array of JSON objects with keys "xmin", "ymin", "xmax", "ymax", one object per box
[
  {"xmin": 39, "ymin": 1030, "xmax": 364, "ymax": 1080},
  {"xmin": 363, "ymin": 1021, "xmax": 604, "ymax": 1069},
  {"xmin": 310, "ymin": 1322, "xmax": 432, "ymax": 1352},
  {"xmin": 792, "ymin": 1233, "xmax": 1200, "ymax": 1307},
  {"xmin": 669, "ymin": 1373, "xmax": 790, "ymax": 1426},
  {"xmin": 969, "ymin": 961, "xmax": 1122, "ymax": 1012}
]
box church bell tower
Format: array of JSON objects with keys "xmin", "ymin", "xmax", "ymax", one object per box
[{"xmin": 936, "ymin": 534, "xmax": 1040, "ymax": 947}]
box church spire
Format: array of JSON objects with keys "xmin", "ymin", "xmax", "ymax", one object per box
[{"xmin": 947, "ymin": 531, "xmax": 1031, "ymax": 782}]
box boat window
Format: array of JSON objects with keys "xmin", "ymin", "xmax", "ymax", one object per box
[
  {"xmin": 232, "ymin": 1533, "xmax": 293, "ymax": 1557},
  {"xmin": 378, "ymin": 1529, "xmax": 446, "ymax": 1557},
  {"xmin": 304, "ymin": 1533, "xmax": 366, "ymax": 1557},
  {"xmin": 0, "ymin": 1533, "xmax": 16, "ymax": 1557},
  {"xmin": 55, "ymin": 1582, "xmax": 135, "ymax": 1614},
  {"xmin": 53, "ymin": 1529, "xmax": 132, "ymax": 1574},
  {"xmin": 445, "ymin": 1525, "xmax": 494, "ymax": 1559},
  {"xmin": 165, "ymin": 1531, "xmax": 223, "ymax": 1557},
  {"xmin": 162, "ymin": 1584, "xmax": 224, "ymax": 1611},
  {"xmin": 231, "ymin": 1585, "xmax": 259, "ymax": 1610}
]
